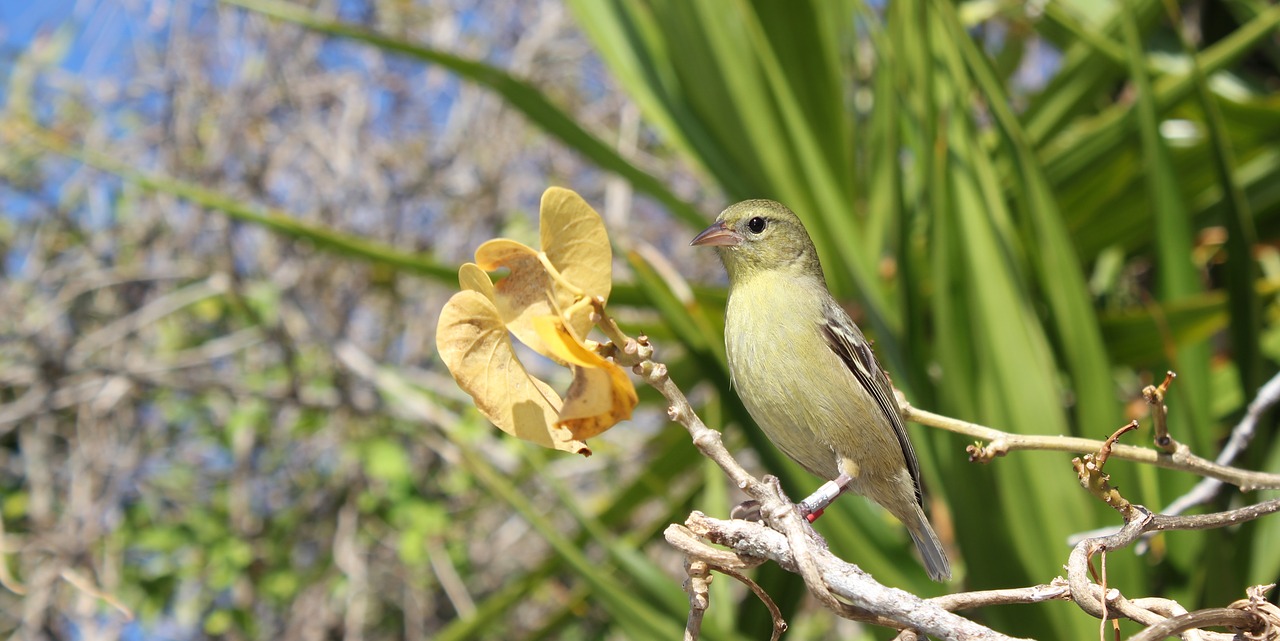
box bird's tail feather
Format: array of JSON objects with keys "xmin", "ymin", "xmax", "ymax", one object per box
[{"xmin": 907, "ymin": 508, "xmax": 951, "ymax": 582}]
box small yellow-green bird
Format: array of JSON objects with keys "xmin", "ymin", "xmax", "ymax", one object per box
[{"xmin": 692, "ymin": 200, "xmax": 951, "ymax": 582}]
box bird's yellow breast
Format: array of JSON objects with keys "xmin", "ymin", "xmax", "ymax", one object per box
[{"xmin": 723, "ymin": 270, "xmax": 904, "ymax": 482}]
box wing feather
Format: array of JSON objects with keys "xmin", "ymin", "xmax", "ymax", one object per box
[{"xmin": 819, "ymin": 300, "xmax": 924, "ymax": 507}]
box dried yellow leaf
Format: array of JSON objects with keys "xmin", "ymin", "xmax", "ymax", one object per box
[
  {"xmin": 540, "ymin": 187, "xmax": 612, "ymax": 304},
  {"xmin": 533, "ymin": 315, "xmax": 637, "ymax": 440},
  {"xmin": 473, "ymin": 238, "xmax": 565, "ymax": 361},
  {"xmin": 458, "ymin": 262, "xmax": 494, "ymax": 297},
  {"xmin": 559, "ymin": 365, "xmax": 635, "ymax": 439},
  {"xmin": 435, "ymin": 290, "xmax": 590, "ymax": 456},
  {"xmin": 473, "ymin": 188, "xmax": 607, "ymax": 358},
  {"xmin": 530, "ymin": 314, "xmax": 602, "ymax": 368}
]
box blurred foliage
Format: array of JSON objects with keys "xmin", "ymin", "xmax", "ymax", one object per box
[{"xmin": 2, "ymin": 0, "xmax": 1280, "ymax": 640}]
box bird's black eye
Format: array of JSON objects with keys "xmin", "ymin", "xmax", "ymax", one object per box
[{"xmin": 746, "ymin": 217, "xmax": 767, "ymax": 234}]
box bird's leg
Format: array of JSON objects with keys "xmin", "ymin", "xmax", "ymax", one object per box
[{"xmin": 797, "ymin": 473, "xmax": 853, "ymax": 523}]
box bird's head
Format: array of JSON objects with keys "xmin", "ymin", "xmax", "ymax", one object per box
[{"xmin": 690, "ymin": 199, "xmax": 824, "ymax": 284}]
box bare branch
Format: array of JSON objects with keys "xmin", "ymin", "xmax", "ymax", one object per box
[
  {"xmin": 906, "ymin": 401, "xmax": 1280, "ymax": 491},
  {"xmin": 1142, "ymin": 371, "xmax": 1177, "ymax": 452},
  {"xmin": 1066, "ymin": 500, "xmax": 1280, "ymax": 635},
  {"xmin": 928, "ymin": 581, "xmax": 1072, "ymax": 611},
  {"xmin": 711, "ymin": 564, "xmax": 786, "ymax": 641},
  {"xmin": 58, "ymin": 568, "xmax": 133, "ymax": 621},
  {"xmin": 1162, "ymin": 369, "xmax": 1280, "ymax": 515},
  {"xmin": 680, "ymin": 557, "xmax": 710, "ymax": 641},
  {"xmin": 681, "ymin": 513, "xmax": 1028, "ymax": 641},
  {"xmin": 1125, "ymin": 608, "xmax": 1267, "ymax": 641}
]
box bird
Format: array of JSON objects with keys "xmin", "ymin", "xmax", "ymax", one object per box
[{"xmin": 691, "ymin": 199, "xmax": 951, "ymax": 582}]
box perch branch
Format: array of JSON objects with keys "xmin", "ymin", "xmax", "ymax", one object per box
[{"xmin": 679, "ymin": 513, "xmax": 1027, "ymax": 641}]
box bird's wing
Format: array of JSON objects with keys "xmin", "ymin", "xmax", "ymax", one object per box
[{"xmin": 819, "ymin": 300, "xmax": 924, "ymax": 507}]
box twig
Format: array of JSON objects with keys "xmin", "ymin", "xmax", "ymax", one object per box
[
  {"xmin": 1073, "ymin": 422, "xmax": 1141, "ymax": 519},
  {"xmin": 1068, "ymin": 511, "xmax": 1165, "ymax": 625},
  {"xmin": 1148, "ymin": 498, "xmax": 1280, "ymax": 531},
  {"xmin": 711, "ymin": 565, "xmax": 786, "ymax": 641},
  {"xmin": 1066, "ymin": 499, "xmax": 1280, "ymax": 627},
  {"xmin": 1162, "ymin": 369, "xmax": 1280, "ymax": 515},
  {"xmin": 927, "ymin": 581, "xmax": 1071, "ymax": 611},
  {"xmin": 58, "ymin": 568, "xmax": 133, "ymax": 621},
  {"xmin": 1143, "ymin": 372, "xmax": 1177, "ymax": 452},
  {"xmin": 426, "ymin": 537, "xmax": 475, "ymax": 618},
  {"xmin": 905, "ymin": 402, "xmax": 1280, "ymax": 491},
  {"xmin": 66, "ymin": 274, "xmax": 231, "ymax": 369},
  {"xmin": 593, "ymin": 303, "xmax": 757, "ymax": 494},
  {"xmin": 1125, "ymin": 608, "xmax": 1266, "ymax": 641},
  {"xmin": 682, "ymin": 558, "xmax": 710, "ymax": 641}
]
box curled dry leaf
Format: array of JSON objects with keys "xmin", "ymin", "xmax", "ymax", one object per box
[
  {"xmin": 458, "ymin": 262, "xmax": 494, "ymax": 297},
  {"xmin": 533, "ymin": 315, "xmax": 638, "ymax": 439},
  {"xmin": 473, "ymin": 239, "xmax": 565, "ymax": 361},
  {"xmin": 472, "ymin": 187, "xmax": 612, "ymax": 360},
  {"xmin": 435, "ymin": 290, "xmax": 590, "ymax": 456},
  {"xmin": 539, "ymin": 186, "xmax": 612, "ymax": 303},
  {"xmin": 438, "ymin": 187, "xmax": 631, "ymax": 454}
]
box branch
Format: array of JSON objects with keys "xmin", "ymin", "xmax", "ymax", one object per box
[
  {"xmin": 669, "ymin": 513, "xmax": 1028, "ymax": 641},
  {"xmin": 928, "ymin": 581, "xmax": 1070, "ymax": 611},
  {"xmin": 1161, "ymin": 369, "xmax": 1280, "ymax": 514},
  {"xmin": 902, "ymin": 401, "xmax": 1280, "ymax": 491},
  {"xmin": 1065, "ymin": 499, "xmax": 1280, "ymax": 630}
]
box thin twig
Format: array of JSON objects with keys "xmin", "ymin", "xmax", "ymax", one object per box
[
  {"xmin": 1143, "ymin": 371, "xmax": 1177, "ymax": 452},
  {"xmin": 58, "ymin": 568, "xmax": 133, "ymax": 621},
  {"xmin": 1162, "ymin": 369, "xmax": 1280, "ymax": 515},
  {"xmin": 927, "ymin": 581, "xmax": 1071, "ymax": 611},
  {"xmin": 682, "ymin": 558, "xmax": 709, "ymax": 641},
  {"xmin": 1066, "ymin": 499, "xmax": 1280, "ymax": 630},
  {"xmin": 1148, "ymin": 498, "xmax": 1280, "ymax": 531},
  {"xmin": 1125, "ymin": 608, "xmax": 1265, "ymax": 641},
  {"xmin": 905, "ymin": 402, "xmax": 1280, "ymax": 491},
  {"xmin": 710, "ymin": 564, "xmax": 786, "ymax": 641},
  {"xmin": 66, "ymin": 274, "xmax": 231, "ymax": 369}
]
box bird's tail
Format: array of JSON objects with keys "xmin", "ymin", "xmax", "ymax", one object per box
[{"xmin": 906, "ymin": 505, "xmax": 951, "ymax": 582}]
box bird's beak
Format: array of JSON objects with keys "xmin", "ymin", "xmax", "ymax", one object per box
[{"xmin": 690, "ymin": 221, "xmax": 743, "ymax": 247}]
